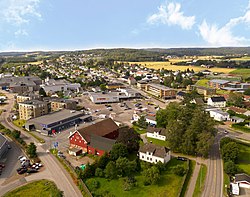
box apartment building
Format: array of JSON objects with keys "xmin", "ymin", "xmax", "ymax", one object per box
[
  {"xmin": 18, "ymin": 100, "xmax": 49, "ymax": 120},
  {"xmin": 16, "ymin": 93, "xmax": 41, "ymax": 103},
  {"xmin": 49, "ymin": 98, "xmax": 77, "ymax": 112},
  {"xmin": 145, "ymin": 83, "xmax": 176, "ymax": 99}
]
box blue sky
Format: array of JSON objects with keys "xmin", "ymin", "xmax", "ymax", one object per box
[{"xmin": 1, "ymin": 0, "xmax": 250, "ymax": 51}]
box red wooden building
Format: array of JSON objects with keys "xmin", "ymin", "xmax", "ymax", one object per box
[{"xmin": 68, "ymin": 118, "xmax": 119, "ymax": 156}]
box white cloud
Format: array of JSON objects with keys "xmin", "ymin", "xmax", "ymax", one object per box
[
  {"xmin": 1, "ymin": 0, "xmax": 41, "ymax": 25},
  {"xmin": 147, "ymin": 2, "xmax": 195, "ymax": 30},
  {"xmin": 15, "ymin": 29, "xmax": 29, "ymax": 36},
  {"xmin": 199, "ymin": 1, "xmax": 250, "ymax": 46},
  {"xmin": 199, "ymin": 20, "xmax": 245, "ymax": 46}
]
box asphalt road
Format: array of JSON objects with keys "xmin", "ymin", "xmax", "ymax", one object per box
[
  {"xmin": 202, "ymin": 132, "xmax": 224, "ymax": 197},
  {"xmin": 0, "ymin": 91, "xmax": 83, "ymax": 197}
]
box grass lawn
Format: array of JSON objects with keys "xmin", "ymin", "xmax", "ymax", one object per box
[
  {"xmin": 3, "ymin": 179, "xmax": 63, "ymax": 197},
  {"xmin": 87, "ymin": 158, "xmax": 188, "ymax": 197},
  {"xmin": 237, "ymin": 142, "xmax": 250, "ymax": 174},
  {"xmin": 195, "ymin": 79, "xmax": 209, "ymax": 87},
  {"xmin": 13, "ymin": 119, "xmax": 26, "ymax": 127},
  {"xmin": 223, "ymin": 172, "xmax": 230, "ymax": 196},
  {"xmin": 230, "ymin": 69, "xmax": 250, "ymax": 79},
  {"xmin": 133, "ymin": 125, "xmax": 147, "ymax": 134},
  {"xmin": 146, "ymin": 137, "xmax": 169, "ymax": 147},
  {"xmin": 193, "ymin": 164, "xmax": 207, "ymax": 197}
]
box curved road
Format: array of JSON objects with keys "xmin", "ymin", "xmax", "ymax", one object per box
[{"xmin": 0, "ymin": 92, "xmax": 82, "ymax": 197}]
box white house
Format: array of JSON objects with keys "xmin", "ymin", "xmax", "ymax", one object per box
[
  {"xmin": 207, "ymin": 96, "xmax": 226, "ymax": 108},
  {"xmin": 209, "ymin": 109, "xmax": 230, "ymax": 121},
  {"xmin": 146, "ymin": 127, "xmax": 166, "ymax": 141},
  {"xmin": 235, "ymin": 173, "xmax": 250, "ymax": 189},
  {"xmin": 230, "ymin": 183, "xmax": 240, "ymax": 195},
  {"xmin": 231, "ymin": 116, "xmax": 245, "ymax": 123},
  {"xmin": 139, "ymin": 143, "xmax": 171, "ymax": 164}
]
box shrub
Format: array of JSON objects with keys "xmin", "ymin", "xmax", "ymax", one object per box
[
  {"xmin": 86, "ymin": 178, "xmax": 100, "ymax": 191},
  {"xmin": 173, "ymin": 165, "xmax": 186, "ymax": 176},
  {"xmin": 95, "ymin": 168, "xmax": 104, "ymax": 177},
  {"xmin": 224, "ymin": 161, "xmax": 238, "ymax": 175}
]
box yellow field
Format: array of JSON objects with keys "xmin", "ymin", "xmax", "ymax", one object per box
[
  {"xmin": 230, "ymin": 56, "xmax": 250, "ymax": 61},
  {"xmin": 128, "ymin": 61, "xmax": 236, "ymax": 73},
  {"xmin": 27, "ymin": 61, "xmax": 43, "ymax": 65}
]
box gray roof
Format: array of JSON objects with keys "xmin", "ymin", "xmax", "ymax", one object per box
[
  {"xmin": 231, "ymin": 116, "xmax": 245, "ymax": 121},
  {"xmin": 28, "ymin": 109, "xmax": 86, "ymax": 125},
  {"xmin": 148, "ymin": 83, "xmax": 173, "ymax": 91},
  {"xmin": 20, "ymin": 100, "xmax": 47, "ymax": 106},
  {"xmin": 235, "ymin": 173, "xmax": 250, "ymax": 183},
  {"xmin": 210, "ymin": 79, "xmax": 229, "ymax": 84},
  {"xmin": 89, "ymin": 135, "xmax": 116, "ymax": 152},
  {"xmin": 147, "ymin": 126, "xmax": 166, "ymax": 135},
  {"xmin": 139, "ymin": 143, "xmax": 170, "ymax": 158}
]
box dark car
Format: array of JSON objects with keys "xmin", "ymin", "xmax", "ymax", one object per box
[
  {"xmin": 17, "ymin": 167, "xmax": 27, "ymax": 174},
  {"xmin": 27, "ymin": 169, "xmax": 38, "ymax": 174},
  {"xmin": 177, "ymin": 156, "xmax": 187, "ymax": 161}
]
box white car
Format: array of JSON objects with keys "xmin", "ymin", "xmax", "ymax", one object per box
[{"xmin": 19, "ymin": 156, "xmax": 27, "ymax": 162}]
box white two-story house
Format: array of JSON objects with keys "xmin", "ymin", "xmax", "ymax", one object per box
[
  {"xmin": 139, "ymin": 143, "xmax": 171, "ymax": 164},
  {"xmin": 146, "ymin": 127, "xmax": 166, "ymax": 141},
  {"xmin": 207, "ymin": 96, "xmax": 226, "ymax": 108}
]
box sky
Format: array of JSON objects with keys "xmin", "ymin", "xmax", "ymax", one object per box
[{"xmin": 1, "ymin": 0, "xmax": 250, "ymax": 51}]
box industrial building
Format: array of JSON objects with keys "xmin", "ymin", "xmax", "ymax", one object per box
[
  {"xmin": 25, "ymin": 109, "xmax": 92, "ymax": 135},
  {"xmin": 145, "ymin": 83, "xmax": 176, "ymax": 99}
]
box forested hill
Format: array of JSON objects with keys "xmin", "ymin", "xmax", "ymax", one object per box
[
  {"xmin": 145, "ymin": 47, "xmax": 250, "ymax": 56},
  {"xmin": 1, "ymin": 47, "xmax": 250, "ymax": 62}
]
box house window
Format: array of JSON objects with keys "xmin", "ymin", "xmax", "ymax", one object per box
[
  {"xmin": 142, "ymin": 155, "xmax": 144, "ymax": 158},
  {"xmin": 155, "ymin": 159, "xmax": 157, "ymax": 162},
  {"xmin": 150, "ymin": 158, "xmax": 152, "ymax": 161},
  {"xmin": 147, "ymin": 157, "xmax": 149, "ymax": 160}
]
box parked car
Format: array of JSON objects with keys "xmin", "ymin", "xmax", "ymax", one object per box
[
  {"xmin": 17, "ymin": 168, "xmax": 27, "ymax": 174},
  {"xmin": 177, "ymin": 156, "xmax": 187, "ymax": 161},
  {"xmin": 27, "ymin": 169, "xmax": 38, "ymax": 174}
]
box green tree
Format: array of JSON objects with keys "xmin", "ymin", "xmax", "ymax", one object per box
[
  {"xmin": 39, "ymin": 88, "xmax": 47, "ymax": 97},
  {"xmin": 228, "ymin": 92, "xmax": 244, "ymax": 107},
  {"xmin": 116, "ymin": 157, "xmax": 129, "ymax": 177},
  {"xmin": 137, "ymin": 116, "xmax": 148, "ymax": 129},
  {"xmin": 142, "ymin": 166, "xmax": 160, "ymax": 185},
  {"xmin": 117, "ymin": 127, "xmax": 141, "ymax": 152},
  {"xmin": 105, "ymin": 161, "xmax": 117, "ymax": 179},
  {"xmin": 12, "ymin": 130, "xmax": 21, "ymax": 139},
  {"xmin": 100, "ymin": 84, "xmax": 107, "ymax": 92},
  {"xmin": 222, "ymin": 142, "xmax": 239, "ymax": 163},
  {"xmin": 27, "ymin": 142, "xmax": 37, "ymax": 158},
  {"xmin": 110, "ymin": 143, "xmax": 128, "ymax": 161},
  {"xmin": 86, "ymin": 178, "xmax": 100, "ymax": 191},
  {"xmin": 97, "ymin": 152, "xmax": 110, "ymax": 169},
  {"xmin": 224, "ymin": 160, "xmax": 238, "ymax": 175},
  {"xmin": 95, "ymin": 168, "xmax": 104, "ymax": 177}
]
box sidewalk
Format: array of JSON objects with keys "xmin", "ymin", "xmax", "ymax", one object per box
[{"xmin": 185, "ymin": 161, "xmax": 201, "ymax": 197}]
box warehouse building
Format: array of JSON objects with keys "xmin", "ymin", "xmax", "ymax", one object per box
[{"xmin": 25, "ymin": 109, "xmax": 92, "ymax": 135}]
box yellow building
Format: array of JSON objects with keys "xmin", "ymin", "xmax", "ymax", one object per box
[
  {"xmin": 50, "ymin": 99, "xmax": 77, "ymax": 112},
  {"xmin": 145, "ymin": 83, "xmax": 176, "ymax": 99},
  {"xmin": 18, "ymin": 100, "xmax": 49, "ymax": 120},
  {"xmin": 106, "ymin": 83, "xmax": 125, "ymax": 90}
]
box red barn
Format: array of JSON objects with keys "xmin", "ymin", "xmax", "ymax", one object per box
[{"xmin": 68, "ymin": 118, "xmax": 119, "ymax": 156}]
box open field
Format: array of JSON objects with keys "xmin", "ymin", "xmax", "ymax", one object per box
[
  {"xmin": 146, "ymin": 137, "xmax": 169, "ymax": 147},
  {"xmin": 128, "ymin": 61, "xmax": 236, "ymax": 73},
  {"xmin": 87, "ymin": 158, "xmax": 188, "ymax": 197},
  {"xmin": 27, "ymin": 60, "xmax": 43, "ymax": 65},
  {"xmin": 230, "ymin": 69, "xmax": 250, "ymax": 79},
  {"xmin": 230, "ymin": 56, "xmax": 250, "ymax": 61},
  {"xmin": 3, "ymin": 180, "xmax": 63, "ymax": 197}
]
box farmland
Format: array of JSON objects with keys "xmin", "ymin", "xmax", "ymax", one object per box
[
  {"xmin": 128, "ymin": 61, "xmax": 236, "ymax": 73},
  {"xmin": 230, "ymin": 69, "xmax": 250, "ymax": 79}
]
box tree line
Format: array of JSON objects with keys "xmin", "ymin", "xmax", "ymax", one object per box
[{"xmin": 156, "ymin": 103, "xmax": 216, "ymax": 157}]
